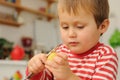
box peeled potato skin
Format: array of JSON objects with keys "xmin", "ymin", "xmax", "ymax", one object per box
[{"xmin": 47, "ymin": 52, "xmax": 56, "ymax": 60}]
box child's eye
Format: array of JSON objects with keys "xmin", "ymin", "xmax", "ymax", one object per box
[
  {"xmin": 77, "ymin": 26, "xmax": 84, "ymax": 29},
  {"xmin": 62, "ymin": 26, "xmax": 69, "ymax": 29},
  {"xmin": 61, "ymin": 24, "xmax": 69, "ymax": 29}
]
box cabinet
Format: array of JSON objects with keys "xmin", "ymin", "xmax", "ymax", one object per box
[
  {"xmin": 0, "ymin": 60, "xmax": 27, "ymax": 80},
  {"xmin": 0, "ymin": 0, "xmax": 57, "ymax": 27}
]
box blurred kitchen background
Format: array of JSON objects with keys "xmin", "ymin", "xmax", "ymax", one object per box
[{"xmin": 0, "ymin": 0, "xmax": 120, "ymax": 80}]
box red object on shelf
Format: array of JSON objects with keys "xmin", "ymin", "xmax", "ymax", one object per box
[
  {"xmin": 21, "ymin": 37, "xmax": 32, "ymax": 47},
  {"xmin": 11, "ymin": 45, "xmax": 25, "ymax": 60}
]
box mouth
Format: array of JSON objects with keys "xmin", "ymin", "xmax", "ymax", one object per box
[{"xmin": 68, "ymin": 42, "xmax": 79, "ymax": 46}]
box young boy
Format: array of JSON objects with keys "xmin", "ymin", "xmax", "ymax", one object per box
[{"xmin": 26, "ymin": 0, "xmax": 118, "ymax": 80}]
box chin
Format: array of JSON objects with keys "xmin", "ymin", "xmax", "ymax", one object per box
[{"xmin": 70, "ymin": 48, "xmax": 82, "ymax": 54}]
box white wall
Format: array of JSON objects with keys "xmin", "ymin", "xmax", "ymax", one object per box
[{"xmin": 34, "ymin": 20, "xmax": 60, "ymax": 51}]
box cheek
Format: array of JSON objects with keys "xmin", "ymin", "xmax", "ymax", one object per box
[
  {"xmin": 79, "ymin": 30, "xmax": 98, "ymax": 42},
  {"xmin": 84, "ymin": 31, "xmax": 100, "ymax": 44},
  {"xmin": 60, "ymin": 30, "xmax": 67, "ymax": 41}
]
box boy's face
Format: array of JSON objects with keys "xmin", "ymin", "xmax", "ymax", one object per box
[{"xmin": 58, "ymin": 9, "xmax": 104, "ymax": 54}]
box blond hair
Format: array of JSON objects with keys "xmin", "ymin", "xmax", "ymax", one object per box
[{"xmin": 58, "ymin": 0, "xmax": 109, "ymax": 27}]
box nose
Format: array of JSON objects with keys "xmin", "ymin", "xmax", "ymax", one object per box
[{"xmin": 68, "ymin": 28, "xmax": 77, "ymax": 38}]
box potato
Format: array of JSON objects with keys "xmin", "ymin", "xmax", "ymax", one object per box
[{"xmin": 47, "ymin": 52, "xmax": 56, "ymax": 60}]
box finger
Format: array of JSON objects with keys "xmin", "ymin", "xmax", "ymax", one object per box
[
  {"xmin": 56, "ymin": 52, "xmax": 68, "ymax": 60},
  {"xmin": 39, "ymin": 54, "xmax": 48, "ymax": 64},
  {"xmin": 45, "ymin": 61, "xmax": 57, "ymax": 73},
  {"xmin": 28, "ymin": 63, "xmax": 39, "ymax": 74},
  {"xmin": 53, "ymin": 55, "xmax": 66, "ymax": 65},
  {"xmin": 28, "ymin": 54, "xmax": 45, "ymax": 74}
]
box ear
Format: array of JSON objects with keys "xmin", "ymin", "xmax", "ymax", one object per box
[{"xmin": 99, "ymin": 19, "xmax": 109, "ymax": 34}]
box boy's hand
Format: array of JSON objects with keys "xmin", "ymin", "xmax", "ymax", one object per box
[
  {"xmin": 27, "ymin": 53, "xmax": 47, "ymax": 74},
  {"xmin": 45, "ymin": 52, "xmax": 79, "ymax": 80}
]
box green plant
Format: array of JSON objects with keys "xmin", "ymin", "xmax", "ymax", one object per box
[
  {"xmin": 109, "ymin": 29, "xmax": 120, "ymax": 48},
  {"xmin": 0, "ymin": 38, "xmax": 13, "ymax": 59}
]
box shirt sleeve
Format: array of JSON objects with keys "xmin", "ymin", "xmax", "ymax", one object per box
[
  {"xmin": 26, "ymin": 68, "xmax": 53, "ymax": 80},
  {"xmin": 92, "ymin": 53, "xmax": 118, "ymax": 80}
]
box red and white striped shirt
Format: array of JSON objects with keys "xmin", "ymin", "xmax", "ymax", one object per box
[{"xmin": 27, "ymin": 42, "xmax": 118, "ymax": 80}]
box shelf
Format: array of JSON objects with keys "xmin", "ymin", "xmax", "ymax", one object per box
[
  {"xmin": 0, "ymin": 1, "xmax": 56, "ymax": 19},
  {"xmin": 0, "ymin": 60, "xmax": 27, "ymax": 66},
  {"xmin": 0, "ymin": 0, "xmax": 57, "ymax": 26},
  {"xmin": 0, "ymin": 19, "xmax": 22, "ymax": 27}
]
